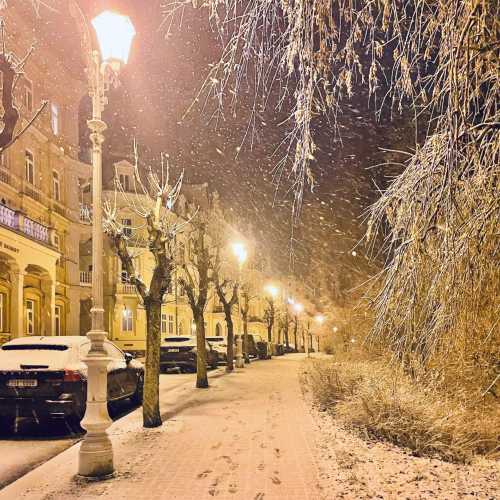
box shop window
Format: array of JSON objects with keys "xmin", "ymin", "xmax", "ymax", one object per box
[
  {"xmin": 161, "ymin": 313, "xmax": 167, "ymax": 333},
  {"xmin": 122, "ymin": 307, "xmax": 133, "ymax": 332},
  {"xmin": 52, "ymin": 170, "xmax": 60, "ymax": 201},
  {"xmin": 25, "ymin": 150, "xmax": 35, "ymax": 185},
  {"xmin": 26, "ymin": 299, "xmax": 36, "ymax": 335}
]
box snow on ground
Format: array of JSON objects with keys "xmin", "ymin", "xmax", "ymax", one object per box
[
  {"xmin": 1, "ymin": 355, "xmax": 498, "ymax": 499},
  {"xmin": 301, "ymin": 360, "xmax": 499, "ymax": 499}
]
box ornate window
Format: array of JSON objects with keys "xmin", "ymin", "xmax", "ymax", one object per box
[{"xmin": 122, "ymin": 307, "xmax": 133, "ymax": 332}]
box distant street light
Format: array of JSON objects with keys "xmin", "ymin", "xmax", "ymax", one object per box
[
  {"xmin": 232, "ymin": 242, "xmax": 247, "ymax": 368},
  {"xmin": 314, "ymin": 314, "xmax": 325, "ymax": 324},
  {"xmin": 265, "ymin": 284, "xmax": 279, "ymax": 298},
  {"xmin": 78, "ymin": 9, "xmax": 135, "ymax": 478}
]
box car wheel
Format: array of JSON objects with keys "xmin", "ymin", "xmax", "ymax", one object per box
[
  {"xmin": 66, "ymin": 414, "xmax": 84, "ymax": 434},
  {"xmin": 131, "ymin": 373, "xmax": 144, "ymax": 405}
]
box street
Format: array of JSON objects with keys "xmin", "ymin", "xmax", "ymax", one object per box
[{"xmin": 0, "ymin": 371, "xmax": 199, "ymax": 489}]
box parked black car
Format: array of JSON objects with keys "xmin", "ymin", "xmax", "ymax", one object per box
[
  {"xmin": 0, "ymin": 336, "xmax": 144, "ymax": 429},
  {"xmin": 253, "ymin": 335, "xmax": 272, "ymax": 359},
  {"xmin": 234, "ymin": 334, "xmax": 271, "ymax": 360},
  {"xmin": 234, "ymin": 334, "xmax": 258, "ymax": 359},
  {"xmin": 272, "ymin": 343, "xmax": 285, "ymax": 356},
  {"xmin": 160, "ymin": 336, "xmax": 218, "ymax": 372}
]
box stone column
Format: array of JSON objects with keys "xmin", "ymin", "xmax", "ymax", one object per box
[
  {"xmin": 11, "ymin": 270, "xmax": 25, "ymax": 338},
  {"xmin": 41, "ymin": 278, "xmax": 56, "ymax": 336}
]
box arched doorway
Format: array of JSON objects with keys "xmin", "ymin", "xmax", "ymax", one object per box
[{"xmin": 215, "ymin": 323, "xmax": 222, "ymax": 337}]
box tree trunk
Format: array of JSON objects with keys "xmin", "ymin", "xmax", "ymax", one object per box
[
  {"xmin": 224, "ymin": 306, "xmax": 234, "ymax": 372},
  {"xmin": 143, "ymin": 301, "xmax": 162, "ymax": 428},
  {"xmin": 267, "ymin": 323, "xmax": 273, "ymax": 343},
  {"xmin": 195, "ymin": 312, "xmax": 209, "ymax": 388},
  {"xmin": 293, "ymin": 320, "xmax": 298, "ymax": 352},
  {"xmin": 242, "ymin": 310, "xmax": 250, "ymax": 363},
  {"xmin": 284, "ymin": 322, "xmax": 289, "ymax": 349}
]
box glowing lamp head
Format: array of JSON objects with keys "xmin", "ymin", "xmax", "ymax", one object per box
[
  {"xmin": 315, "ymin": 314, "xmax": 325, "ymax": 324},
  {"xmin": 232, "ymin": 242, "xmax": 247, "ymax": 265},
  {"xmin": 293, "ymin": 303, "xmax": 304, "ymax": 314},
  {"xmin": 92, "ymin": 10, "xmax": 136, "ymax": 66},
  {"xmin": 265, "ymin": 284, "xmax": 279, "ymax": 298}
]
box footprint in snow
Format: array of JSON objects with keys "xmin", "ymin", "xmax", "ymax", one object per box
[{"xmin": 197, "ymin": 469, "xmax": 212, "ymax": 479}]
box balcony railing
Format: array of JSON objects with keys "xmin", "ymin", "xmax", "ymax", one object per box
[
  {"xmin": 0, "ymin": 168, "xmax": 12, "ymax": 187},
  {"xmin": 80, "ymin": 271, "xmax": 92, "ymax": 286},
  {"xmin": 21, "ymin": 216, "xmax": 49, "ymax": 243},
  {"xmin": 0, "ymin": 205, "xmax": 51, "ymax": 245},
  {"xmin": 24, "ymin": 184, "xmax": 42, "ymax": 203},
  {"xmin": 117, "ymin": 283, "xmax": 137, "ymax": 295},
  {"xmin": 0, "ymin": 204, "xmax": 18, "ymax": 230},
  {"xmin": 51, "ymin": 199, "xmax": 66, "ymax": 217}
]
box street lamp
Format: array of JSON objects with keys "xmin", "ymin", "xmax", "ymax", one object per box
[
  {"xmin": 265, "ymin": 284, "xmax": 279, "ymax": 298},
  {"xmin": 232, "ymin": 242, "xmax": 247, "ymax": 368},
  {"xmin": 78, "ymin": 10, "xmax": 135, "ymax": 478}
]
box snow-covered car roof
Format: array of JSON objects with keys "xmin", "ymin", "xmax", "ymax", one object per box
[
  {"xmin": 162, "ymin": 336, "xmax": 196, "ymax": 345},
  {"xmin": 3, "ymin": 336, "xmax": 88, "ymax": 347}
]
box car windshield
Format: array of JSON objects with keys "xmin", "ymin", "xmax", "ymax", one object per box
[
  {"xmin": 163, "ymin": 337, "xmax": 192, "ymax": 343},
  {"xmin": 206, "ymin": 337, "xmax": 224, "ymax": 342}
]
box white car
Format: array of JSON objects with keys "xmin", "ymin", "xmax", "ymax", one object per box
[{"xmin": 206, "ymin": 336, "xmax": 228, "ymax": 364}]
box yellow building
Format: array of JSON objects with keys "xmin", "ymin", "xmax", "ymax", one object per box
[{"xmin": 0, "ymin": 4, "xmax": 91, "ymax": 343}]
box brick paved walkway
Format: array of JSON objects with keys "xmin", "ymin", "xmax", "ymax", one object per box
[{"xmin": 2, "ymin": 355, "xmax": 324, "ymax": 500}]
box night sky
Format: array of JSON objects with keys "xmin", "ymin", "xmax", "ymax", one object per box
[{"xmin": 75, "ymin": 0, "xmax": 411, "ymax": 301}]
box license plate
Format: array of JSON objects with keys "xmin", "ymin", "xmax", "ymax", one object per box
[
  {"xmin": 167, "ymin": 348, "xmax": 180, "ymax": 352},
  {"xmin": 7, "ymin": 379, "xmax": 38, "ymax": 388}
]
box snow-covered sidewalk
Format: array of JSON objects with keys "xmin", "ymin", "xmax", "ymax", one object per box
[
  {"xmin": 0, "ymin": 355, "xmax": 324, "ymax": 500},
  {"xmin": 2, "ymin": 354, "xmax": 497, "ymax": 500}
]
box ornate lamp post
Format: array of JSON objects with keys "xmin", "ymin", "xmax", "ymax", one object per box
[
  {"xmin": 78, "ymin": 10, "xmax": 135, "ymax": 478},
  {"xmin": 232, "ymin": 242, "xmax": 247, "ymax": 369}
]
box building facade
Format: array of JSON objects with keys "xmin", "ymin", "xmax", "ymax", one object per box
[{"xmin": 0, "ymin": 4, "xmax": 90, "ymax": 344}]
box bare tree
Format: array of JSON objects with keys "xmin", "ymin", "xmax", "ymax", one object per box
[
  {"xmin": 213, "ymin": 273, "xmax": 238, "ymax": 372},
  {"xmin": 104, "ymin": 148, "xmax": 184, "ymax": 428},
  {"xmin": 239, "ymin": 285, "xmax": 254, "ymax": 363},
  {"xmin": 178, "ymin": 216, "xmax": 213, "ymax": 388},
  {"xmin": 0, "ymin": 20, "xmax": 47, "ymax": 152},
  {"xmin": 263, "ymin": 296, "xmax": 275, "ymax": 345}
]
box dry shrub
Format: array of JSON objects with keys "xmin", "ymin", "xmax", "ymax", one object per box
[{"xmin": 307, "ymin": 356, "xmax": 500, "ymax": 464}]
